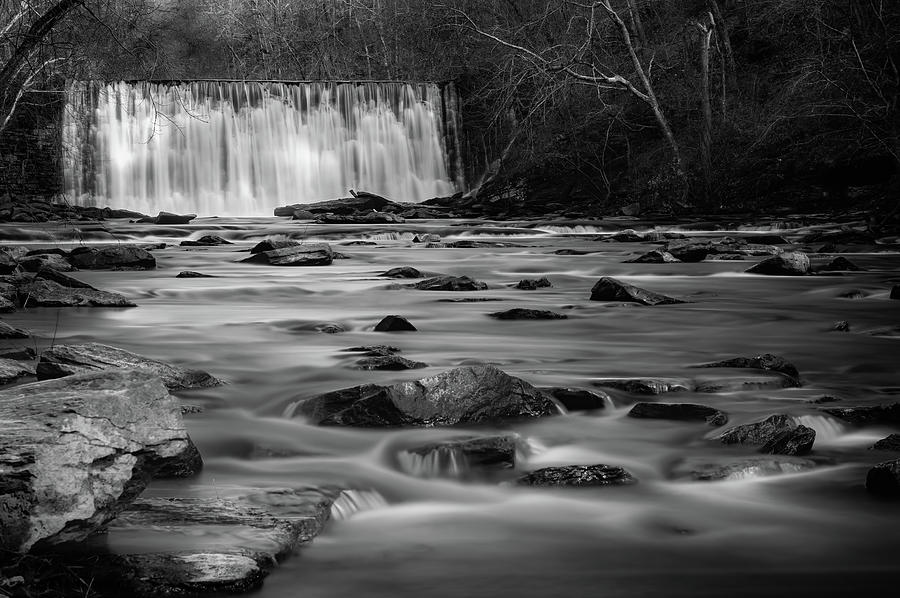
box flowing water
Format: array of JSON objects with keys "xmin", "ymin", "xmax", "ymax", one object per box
[{"xmin": 3, "ymin": 217, "xmax": 900, "ymax": 597}]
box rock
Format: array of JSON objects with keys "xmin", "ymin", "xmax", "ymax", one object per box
[
  {"xmin": 746, "ymin": 251, "xmax": 810, "ymax": 276},
  {"xmin": 179, "ymin": 235, "xmax": 232, "ymax": 247},
  {"xmin": 316, "ymin": 211, "xmax": 405, "ymax": 224},
  {"xmin": 832, "ymin": 320, "xmax": 851, "ymax": 332},
  {"xmin": 379, "ymin": 266, "xmax": 427, "ymax": 279},
  {"xmin": 891, "ymin": 285, "xmax": 900, "ymax": 300},
  {"xmin": 286, "ymin": 192, "xmax": 398, "ymax": 215},
  {"xmin": 515, "ymin": 277, "xmax": 552, "ymax": 290},
  {"xmin": 589, "ymin": 277, "xmax": 685, "ymax": 305},
  {"xmin": 665, "ymin": 241, "xmax": 709, "ymax": 262},
  {"xmin": 445, "ymin": 240, "xmax": 524, "ymax": 248},
  {"xmin": 26, "ymin": 267, "xmax": 94, "ymax": 289},
  {"xmin": 0, "ymin": 250, "xmax": 18, "ymax": 274},
  {"xmin": 866, "ymin": 459, "xmax": 900, "ymax": 496},
  {"xmin": 819, "ymin": 256, "xmax": 862, "ymax": 271},
  {"xmin": 543, "ymin": 387, "xmax": 609, "ymax": 411},
  {"xmin": 593, "ymin": 378, "xmax": 691, "ymax": 395},
  {"xmin": 554, "ymin": 249, "xmax": 593, "ymax": 255},
  {"xmin": 626, "ymin": 250, "xmax": 680, "ymax": 263},
  {"xmin": 872, "ymin": 434, "xmax": 900, "ymax": 451},
  {"xmin": 0, "ymin": 357, "xmax": 35, "ymax": 384},
  {"xmin": 13, "ymin": 278, "xmax": 136, "ymax": 308},
  {"xmin": 412, "ymin": 234, "xmax": 441, "ymax": 243},
  {"xmin": 628, "ymin": 402, "xmax": 728, "ymax": 426},
  {"xmin": 0, "ymin": 321, "xmax": 28, "ymax": 338},
  {"xmin": 176, "ymin": 271, "xmax": 215, "ymax": 278},
  {"xmin": 693, "ymin": 353, "xmax": 800, "ymax": 384},
  {"xmin": 374, "ymin": 315, "xmax": 417, "ymax": 332},
  {"xmin": 240, "ymin": 243, "xmax": 333, "ymax": 266},
  {"xmin": 37, "ymin": 343, "xmax": 222, "ymax": 391},
  {"xmin": 759, "ymin": 425, "xmax": 816, "ymax": 456},
  {"xmin": 17, "ymin": 253, "xmax": 75, "ymax": 273},
  {"xmin": 315, "ymin": 322, "xmax": 345, "ymax": 334},
  {"xmin": 0, "ymin": 295, "xmax": 15, "ymax": 312},
  {"xmin": 0, "ymin": 370, "xmax": 199, "ymax": 552},
  {"xmin": 402, "ymin": 435, "xmax": 516, "ymax": 475},
  {"xmin": 677, "ymin": 457, "xmax": 818, "ymax": 481},
  {"xmin": 250, "ymin": 239, "xmax": 300, "ymax": 253},
  {"xmin": 714, "ymin": 414, "xmax": 798, "ymax": 445},
  {"xmin": 154, "ymin": 211, "xmax": 197, "ymax": 224},
  {"xmin": 341, "ymin": 345, "xmax": 401, "ymax": 357},
  {"xmin": 746, "ymin": 234, "xmax": 790, "ymax": 245},
  {"xmin": 823, "ymin": 403, "xmax": 900, "ymax": 425},
  {"xmin": 290, "ymin": 209, "xmax": 317, "ymax": 220},
  {"xmin": 0, "ymin": 346, "xmax": 35, "ymax": 360},
  {"xmin": 516, "ymin": 464, "xmax": 636, "ymax": 487},
  {"xmin": 295, "ymin": 364, "xmax": 559, "ymax": 427},
  {"xmin": 620, "ymin": 202, "xmax": 641, "ymax": 216},
  {"xmin": 692, "ymin": 373, "xmax": 799, "ymax": 393},
  {"xmin": 411, "ymin": 275, "xmax": 488, "ymax": 291},
  {"xmin": 487, "ymin": 308, "xmax": 567, "ymax": 320},
  {"xmin": 69, "ymin": 245, "xmax": 156, "ymax": 270},
  {"xmin": 610, "ymin": 229, "xmax": 644, "ymax": 242},
  {"xmin": 354, "ymin": 355, "xmax": 428, "ymax": 370}
]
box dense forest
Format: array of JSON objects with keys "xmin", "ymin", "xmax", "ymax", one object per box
[{"xmin": 1, "ymin": 0, "xmax": 898, "ymax": 219}]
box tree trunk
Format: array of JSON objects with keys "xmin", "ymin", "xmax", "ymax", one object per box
[
  {"xmin": 699, "ymin": 20, "xmax": 714, "ymax": 203},
  {"xmin": 707, "ymin": 0, "xmax": 735, "ymax": 86},
  {"xmin": 625, "ymin": 0, "xmax": 648, "ymax": 51}
]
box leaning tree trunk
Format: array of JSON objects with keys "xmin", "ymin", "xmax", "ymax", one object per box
[{"xmin": 699, "ymin": 18, "xmax": 715, "ymax": 204}]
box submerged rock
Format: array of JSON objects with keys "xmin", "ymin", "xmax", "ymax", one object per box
[
  {"xmin": 516, "ymin": 464, "xmax": 636, "ymax": 487},
  {"xmin": 354, "ymin": 355, "xmax": 428, "ymax": 370},
  {"xmin": 402, "ymin": 435, "xmax": 517, "ymax": 475},
  {"xmin": 0, "ymin": 370, "xmax": 199, "ymax": 552},
  {"xmin": 180, "ymin": 235, "xmax": 233, "ymax": 247},
  {"xmin": 0, "ymin": 357, "xmax": 35, "ymax": 384},
  {"xmin": 746, "ymin": 251, "xmax": 810, "ymax": 276},
  {"xmin": 379, "ymin": 266, "xmax": 428, "ymax": 279},
  {"xmin": 295, "ymin": 364, "xmax": 559, "ymax": 427},
  {"xmin": 410, "ymin": 275, "xmax": 488, "ymax": 291},
  {"xmin": 374, "ymin": 315, "xmax": 417, "ymax": 332},
  {"xmin": 176, "ymin": 270, "xmax": 216, "ymax": 278},
  {"xmin": 593, "ymin": 378, "xmax": 691, "ymax": 395},
  {"xmin": 626, "ymin": 250, "xmax": 680, "ymax": 264},
  {"xmin": 341, "ymin": 345, "xmax": 401, "ymax": 357},
  {"xmin": 37, "ymin": 343, "xmax": 222, "ymax": 391},
  {"xmin": 866, "ymin": 459, "xmax": 900, "ymax": 496},
  {"xmin": 891, "ymin": 285, "xmax": 900, "ymax": 300},
  {"xmin": 152, "ymin": 211, "xmax": 197, "ymax": 225},
  {"xmin": 515, "ymin": 277, "xmax": 552, "ymax": 290},
  {"xmin": 543, "ymin": 387, "xmax": 610, "ymax": 411},
  {"xmin": 822, "ymin": 403, "xmax": 900, "ymax": 425},
  {"xmin": 589, "ymin": 277, "xmax": 685, "ymax": 305},
  {"xmin": 68, "ymin": 245, "xmax": 156, "ymax": 270},
  {"xmin": 675, "ymin": 456, "xmax": 818, "ymax": 481},
  {"xmin": 872, "ymin": 434, "xmax": 900, "ymax": 451},
  {"xmin": 628, "ymin": 402, "xmax": 728, "ymax": 426},
  {"xmin": 693, "ymin": 353, "xmax": 800, "ymax": 384},
  {"xmin": 241, "ymin": 243, "xmax": 333, "ymax": 266},
  {"xmin": 487, "ymin": 308, "xmax": 567, "ymax": 320}
]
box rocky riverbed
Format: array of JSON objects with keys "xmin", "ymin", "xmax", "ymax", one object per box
[{"xmin": 1, "ymin": 208, "xmax": 900, "ymax": 597}]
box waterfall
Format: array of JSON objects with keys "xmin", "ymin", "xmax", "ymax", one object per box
[
  {"xmin": 62, "ymin": 80, "xmax": 463, "ymax": 217},
  {"xmin": 330, "ymin": 489, "xmax": 389, "ymax": 520}
]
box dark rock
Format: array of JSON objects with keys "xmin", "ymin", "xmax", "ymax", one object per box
[
  {"xmin": 250, "ymin": 239, "xmax": 300, "ymax": 253},
  {"xmin": 516, "ymin": 464, "xmax": 636, "ymax": 487},
  {"xmin": 341, "ymin": 345, "xmax": 401, "ymax": 357},
  {"xmin": 593, "ymin": 378, "xmax": 691, "ymax": 395},
  {"xmin": 0, "ymin": 370, "xmax": 200, "ymax": 552},
  {"xmin": 403, "ymin": 435, "xmax": 516, "ymax": 475},
  {"xmin": 515, "ymin": 278, "xmax": 552, "ymax": 290},
  {"xmin": 176, "ymin": 271, "xmax": 215, "ymax": 278},
  {"xmin": 628, "ymin": 402, "xmax": 728, "ymax": 426},
  {"xmin": 866, "ymin": 459, "xmax": 900, "ymax": 496},
  {"xmin": 820, "ymin": 256, "xmax": 862, "ymax": 271},
  {"xmin": 832, "ymin": 320, "xmax": 851, "ymax": 331},
  {"xmin": 411, "ymin": 275, "xmax": 488, "ymax": 291},
  {"xmin": 810, "ymin": 395, "xmax": 839, "ymax": 404},
  {"xmin": 315, "ymin": 322, "xmax": 346, "ymax": 334},
  {"xmin": 290, "ymin": 209, "xmax": 317, "ymax": 220},
  {"xmin": 179, "ymin": 235, "xmax": 232, "ymax": 247},
  {"xmin": 677, "ymin": 457, "xmax": 818, "ymax": 481},
  {"xmin": 29, "ymin": 269, "xmax": 95, "ymax": 289},
  {"xmin": 891, "ymin": 285, "xmax": 900, "ymax": 300},
  {"xmin": 665, "ymin": 241, "xmax": 709, "ymax": 262},
  {"xmin": 379, "ymin": 266, "xmax": 427, "ymax": 278},
  {"xmin": 589, "ymin": 277, "xmax": 685, "ymax": 305},
  {"xmin": 295, "ymin": 364, "xmax": 559, "ymax": 427},
  {"xmin": 543, "ymin": 387, "xmax": 610, "ymax": 411},
  {"xmin": 69, "ymin": 245, "xmax": 156, "ymax": 270},
  {"xmin": 355, "ymin": 355, "xmax": 428, "ymax": 370},
  {"xmin": 374, "ymin": 315, "xmax": 417, "ymax": 332},
  {"xmin": 488, "ymin": 308, "xmax": 567, "ymax": 320},
  {"xmin": 0, "ymin": 250, "xmax": 18, "ymax": 274},
  {"xmin": 759, "ymin": 425, "xmax": 816, "ymax": 455},
  {"xmin": 745, "ymin": 234, "xmax": 790, "ymax": 245},
  {"xmin": 316, "ymin": 211, "xmax": 405, "ymax": 224},
  {"xmin": 746, "ymin": 251, "xmax": 810, "ymax": 276},
  {"xmin": 412, "ymin": 234, "xmax": 441, "ymax": 243},
  {"xmin": 693, "ymin": 373, "xmax": 800, "ymax": 393},
  {"xmin": 714, "ymin": 414, "xmax": 797, "ymax": 445},
  {"xmin": 0, "ymin": 321, "xmax": 28, "ymax": 338},
  {"xmin": 154, "ymin": 211, "xmax": 196, "ymax": 225},
  {"xmin": 13, "ymin": 278, "xmax": 136, "ymax": 308},
  {"xmin": 872, "ymin": 434, "xmax": 900, "ymax": 451},
  {"xmin": 823, "ymin": 403, "xmax": 900, "ymax": 425},
  {"xmin": 17, "ymin": 253, "xmax": 75, "ymax": 273},
  {"xmin": 445, "ymin": 240, "xmax": 524, "ymax": 248},
  {"xmin": 241, "ymin": 243, "xmax": 333, "ymax": 266},
  {"xmin": 610, "ymin": 229, "xmax": 644, "ymax": 242},
  {"xmin": 554, "ymin": 249, "xmax": 594, "ymax": 255},
  {"xmin": 626, "ymin": 250, "xmax": 680, "ymax": 263},
  {"xmin": 276, "ymin": 193, "xmax": 399, "ymax": 216},
  {"xmin": 0, "ymin": 295, "xmax": 14, "ymax": 312},
  {"xmin": 0, "ymin": 346, "xmax": 35, "ymax": 360},
  {"xmin": 37, "ymin": 343, "xmax": 222, "ymax": 391},
  {"xmin": 694, "ymin": 353, "xmax": 800, "ymax": 384},
  {"xmin": 0, "ymin": 357, "xmax": 35, "ymax": 384},
  {"xmin": 838, "ymin": 289, "xmax": 867, "ymax": 299}
]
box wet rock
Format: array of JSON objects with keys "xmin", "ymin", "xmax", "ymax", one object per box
[
  {"xmin": 374, "ymin": 315, "xmax": 417, "ymax": 332},
  {"xmin": 17, "ymin": 253, "xmax": 75, "ymax": 273},
  {"xmin": 628, "ymin": 402, "xmax": 728, "ymax": 426},
  {"xmin": 677, "ymin": 457, "xmax": 818, "ymax": 481},
  {"xmin": 295, "ymin": 364, "xmax": 559, "ymax": 427},
  {"xmin": 411, "ymin": 275, "xmax": 488, "ymax": 291},
  {"xmin": 0, "ymin": 321, "xmax": 28, "ymax": 338},
  {"xmin": 0, "ymin": 346, "xmax": 35, "ymax": 360},
  {"xmin": 872, "ymin": 434, "xmax": 900, "ymax": 451},
  {"xmin": 379, "ymin": 266, "xmax": 435, "ymax": 279},
  {"xmin": 315, "ymin": 322, "xmax": 345, "ymax": 334},
  {"xmin": 341, "ymin": 345, "xmax": 401, "ymax": 357},
  {"xmin": 891, "ymin": 285, "xmax": 900, "ymax": 300},
  {"xmin": 746, "ymin": 251, "xmax": 810, "ymax": 276},
  {"xmin": 290, "ymin": 209, "xmax": 316, "ymax": 220},
  {"xmin": 665, "ymin": 241, "xmax": 709, "ymax": 262},
  {"xmin": 0, "ymin": 357, "xmax": 35, "ymax": 384},
  {"xmin": 153, "ymin": 211, "xmax": 197, "ymax": 225},
  {"xmin": 543, "ymin": 387, "xmax": 610, "ymax": 411},
  {"xmin": 515, "ymin": 277, "xmax": 552, "ymax": 290},
  {"xmin": 610, "ymin": 229, "xmax": 644, "ymax": 242},
  {"xmin": 0, "ymin": 250, "xmax": 18, "ymax": 274},
  {"xmin": 693, "ymin": 353, "xmax": 800, "ymax": 384},
  {"xmin": 446, "ymin": 240, "xmax": 524, "ymax": 248},
  {"xmin": 0, "ymin": 370, "xmax": 199, "ymax": 552},
  {"xmin": 276, "ymin": 193, "xmax": 399, "ymax": 216},
  {"xmin": 69, "ymin": 245, "xmax": 156, "ymax": 270},
  {"xmin": 412, "ymin": 234, "xmax": 441, "ymax": 243},
  {"xmin": 250, "ymin": 239, "xmax": 300, "ymax": 253},
  {"xmin": 354, "ymin": 355, "xmax": 428, "ymax": 370},
  {"xmin": 692, "ymin": 372, "xmax": 800, "ymax": 393},
  {"xmin": 316, "ymin": 211, "xmax": 405, "ymax": 224},
  {"xmin": 714, "ymin": 414, "xmax": 798, "ymax": 446},
  {"xmin": 241, "ymin": 243, "xmax": 333, "ymax": 266},
  {"xmin": 554, "ymin": 249, "xmax": 594, "ymax": 255},
  {"xmin": 626, "ymin": 250, "xmax": 680, "ymax": 263},
  {"xmin": 759, "ymin": 425, "xmax": 816, "ymax": 456},
  {"xmin": 403, "ymin": 435, "xmax": 517, "ymax": 474},
  {"xmin": 13, "ymin": 278, "xmax": 136, "ymax": 308},
  {"xmin": 437, "ymin": 297, "xmax": 504, "ymax": 302},
  {"xmin": 37, "ymin": 343, "xmax": 222, "ymax": 391},
  {"xmin": 745, "ymin": 234, "xmax": 790, "ymax": 245},
  {"xmin": 0, "ymin": 295, "xmax": 14, "ymax": 312},
  {"xmin": 589, "ymin": 277, "xmax": 685, "ymax": 305},
  {"xmin": 832, "ymin": 320, "xmax": 851, "ymax": 332},
  {"xmin": 592, "ymin": 378, "xmax": 691, "ymax": 395},
  {"xmin": 838, "ymin": 289, "xmax": 867, "ymax": 299},
  {"xmin": 176, "ymin": 270, "xmax": 216, "ymax": 278},
  {"xmin": 180, "ymin": 235, "xmax": 233, "ymax": 247},
  {"xmin": 516, "ymin": 464, "xmax": 636, "ymax": 487},
  {"xmin": 866, "ymin": 459, "xmax": 900, "ymax": 496},
  {"xmin": 822, "ymin": 403, "xmax": 900, "ymax": 425},
  {"xmin": 819, "ymin": 256, "xmax": 863, "ymax": 272},
  {"xmin": 488, "ymin": 308, "xmax": 567, "ymax": 320}
]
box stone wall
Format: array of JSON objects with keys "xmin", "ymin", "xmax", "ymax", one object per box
[{"xmin": 0, "ymin": 91, "xmax": 64, "ymax": 199}]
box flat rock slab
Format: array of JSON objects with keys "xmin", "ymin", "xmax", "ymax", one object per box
[
  {"xmin": 180, "ymin": 235, "xmax": 233, "ymax": 247},
  {"xmin": 589, "ymin": 277, "xmax": 685, "ymax": 305},
  {"xmin": 0, "ymin": 357, "xmax": 35, "ymax": 384},
  {"xmin": 517, "ymin": 464, "xmax": 636, "ymax": 487},
  {"xmin": 822, "ymin": 403, "xmax": 900, "ymax": 425},
  {"xmin": 409, "ymin": 275, "xmax": 488, "ymax": 291},
  {"xmin": 294, "ymin": 364, "xmax": 560, "ymax": 427},
  {"xmin": 593, "ymin": 378, "xmax": 691, "ymax": 395},
  {"xmin": 628, "ymin": 402, "xmax": 728, "ymax": 426},
  {"xmin": 692, "ymin": 372, "xmax": 800, "ymax": 393},
  {"xmin": 37, "ymin": 343, "xmax": 222, "ymax": 391},
  {"xmin": 0, "ymin": 321, "xmax": 28, "ymax": 338},
  {"xmin": 14, "ymin": 278, "xmax": 136, "ymax": 308},
  {"xmin": 488, "ymin": 308, "xmax": 567, "ymax": 320},
  {"xmin": 354, "ymin": 355, "xmax": 428, "ymax": 370},
  {"xmin": 693, "ymin": 353, "xmax": 800, "ymax": 383},
  {"xmin": 674, "ymin": 456, "xmax": 818, "ymax": 481},
  {"xmin": 0, "ymin": 370, "xmax": 197, "ymax": 552},
  {"xmin": 69, "ymin": 245, "xmax": 156, "ymax": 270},
  {"xmin": 241, "ymin": 244, "xmax": 333, "ymax": 266}
]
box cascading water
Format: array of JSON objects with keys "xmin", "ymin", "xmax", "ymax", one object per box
[{"xmin": 62, "ymin": 80, "xmax": 463, "ymax": 217}]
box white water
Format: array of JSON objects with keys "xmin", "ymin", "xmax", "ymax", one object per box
[{"xmin": 62, "ymin": 81, "xmax": 461, "ymax": 217}]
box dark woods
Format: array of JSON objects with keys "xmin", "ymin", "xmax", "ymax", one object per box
[{"xmin": 1, "ymin": 0, "xmax": 898, "ymax": 217}]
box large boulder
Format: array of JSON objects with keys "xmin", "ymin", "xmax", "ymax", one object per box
[
  {"xmin": 746, "ymin": 251, "xmax": 810, "ymax": 276},
  {"xmin": 866, "ymin": 459, "xmax": 900, "ymax": 496},
  {"xmin": 589, "ymin": 277, "xmax": 685, "ymax": 305},
  {"xmin": 37, "ymin": 343, "xmax": 222, "ymax": 391},
  {"xmin": 516, "ymin": 464, "xmax": 636, "ymax": 487},
  {"xmin": 627, "ymin": 402, "xmax": 728, "ymax": 426},
  {"xmin": 180, "ymin": 235, "xmax": 232, "ymax": 247},
  {"xmin": 759, "ymin": 425, "xmax": 816, "ymax": 456},
  {"xmin": 694, "ymin": 353, "xmax": 800, "ymax": 385},
  {"xmin": 275, "ymin": 192, "xmax": 399, "ymax": 216},
  {"xmin": 294, "ymin": 365, "xmax": 560, "ymax": 427},
  {"xmin": 0, "ymin": 370, "xmax": 200, "ymax": 552},
  {"xmin": 542, "ymin": 387, "xmax": 610, "ymax": 411},
  {"xmin": 153, "ymin": 211, "xmax": 196, "ymax": 225},
  {"xmin": 714, "ymin": 414, "xmax": 797, "ymax": 445},
  {"xmin": 240, "ymin": 243, "xmax": 333, "ymax": 266},
  {"xmin": 14, "ymin": 277, "xmax": 136, "ymax": 308},
  {"xmin": 69, "ymin": 245, "xmax": 156, "ymax": 270},
  {"xmin": 410, "ymin": 275, "xmax": 488, "ymax": 291},
  {"xmin": 872, "ymin": 434, "xmax": 900, "ymax": 451}
]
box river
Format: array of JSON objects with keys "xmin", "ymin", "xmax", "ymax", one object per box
[{"xmin": 2, "ymin": 215, "xmax": 899, "ymax": 597}]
